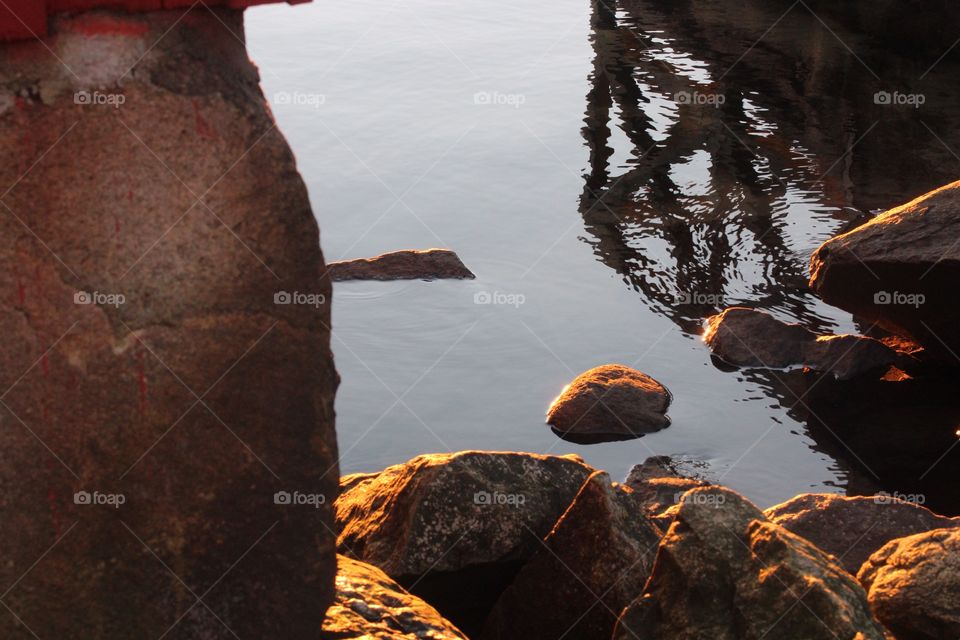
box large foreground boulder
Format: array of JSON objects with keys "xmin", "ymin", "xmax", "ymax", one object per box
[
  {"xmin": 858, "ymin": 528, "xmax": 960, "ymax": 639},
  {"xmin": 704, "ymin": 307, "xmax": 901, "ymax": 379},
  {"xmin": 547, "ymin": 364, "xmax": 671, "ymax": 443},
  {"xmin": 766, "ymin": 493, "xmax": 960, "ymax": 574},
  {"xmin": 482, "ymin": 471, "xmax": 662, "ymax": 640},
  {"xmin": 613, "ymin": 486, "xmax": 887, "ymax": 640},
  {"xmin": 0, "ymin": 9, "xmax": 339, "ymax": 638},
  {"xmin": 322, "ymin": 556, "xmax": 468, "ymax": 639},
  {"xmin": 335, "ymin": 451, "xmax": 594, "ymax": 633},
  {"xmin": 810, "ymin": 180, "xmax": 960, "ymax": 358}
]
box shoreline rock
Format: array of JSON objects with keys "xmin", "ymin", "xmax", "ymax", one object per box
[
  {"xmin": 327, "ymin": 249, "xmax": 475, "ymax": 281},
  {"xmin": 704, "ymin": 307, "xmax": 903, "ymax": 379},
  {"xmin": 546, "ymin": 364, "xmax": 672, "ymax": 443},
  {"xmin": 809, "ymin": 179, "xmax": 960, "ymax": 359},
  {"xmin": 765, "ymin": 493, "xmax": 960, "ymax": 574},
  {"xmin": 322, "ymin": 555, "xmax": 468, "ymax": 639}
]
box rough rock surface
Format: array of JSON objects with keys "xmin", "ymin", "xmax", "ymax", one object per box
[
  {"xmin": 482, "ymin": 471, "xmax": 662, "ymax": 640},
  {"xmin": 624, "ymin": 456, "xmax": 710, "ymax": 530},
  {"xmin": 704, "ymin": 307, "xmax": 901, "ymax": 379},
  {"xmin": 0, "ymin": 9, "xmax": 339, "ymax": 638},
  {"xmin": 858, "ymin": 528, "xmax": 960, "ymax": 640},
  {"xmin": 335, "ymin": 451, "xmax": 595, "ymax": 633},
  {"xmin": 327, "ymin": 249, "xmax": 475, "ymax": 281},
  {"xmin": 322, "ymin": 555, "xmax": 468, "ymax": 640},
  {"xmin": 766, "ymin": 493, "xmax": 960, "ymax": 574},
  {"xmin": 547, "ymin": 364, "xmax": 671, "ymax": 443},
  {"xmin": 810, "ymin": 180, "xmax": 960, "ymax": 358},
  {"xmin": 613, "ymin": 486, "xmax": 887, "ymax": 640}
]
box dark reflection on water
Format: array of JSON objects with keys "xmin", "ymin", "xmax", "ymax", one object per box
[{"xmin": 580, "ymin": 0, "xmax": 960, "ymax": 513}]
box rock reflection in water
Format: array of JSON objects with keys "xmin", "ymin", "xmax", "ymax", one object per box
[{"xmin": 580, "ymin": 0, "xmax": 960, "ymax": 512}]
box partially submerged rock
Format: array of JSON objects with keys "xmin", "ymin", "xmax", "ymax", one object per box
[
  {"xmin": 482, "ymin": 471, "xmax": 662, "ymax": 640},
  {"xmin": 704, "ymin": 307, "xmax": 902, "ymax": 379},
  {"xmin": 766, "ymin": 493, "xmax": 960, "ymax": 574},
  {"xmin": 328, "ymin": 249, "xmax": 475, "ymax": 281},
  {"xmin": 624, "ymin": 456, "xmax": 711, "ymax": 530},
  {"xmin": 614, "ymin": 486, "xmax": 887, "ymax": 640},
  {"xmin": 335, "ymin": 451, "xmax": 594, "ymax": 634},
  {"xmin": 547, "ymin": 364, "xmax": 671, "ymax": 443},
  {"xmin": 858, "ymin": 528, "xmax": 960, "ymax": 640},
  {"xmin": 810, "ymin": 179, "xmax": 960, "ymax": 358},
  {"xmin": 322, "ymin": 555, "xmax": 468, "ymax": 640}
]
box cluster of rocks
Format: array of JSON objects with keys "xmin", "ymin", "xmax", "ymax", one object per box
[
  {"xmin": 328, "ymin": 451, "xmax": 960, "ymax": 639},
  {"xmin": 706, "ymin": 180, "xmax": 960, "ymax": 378}
]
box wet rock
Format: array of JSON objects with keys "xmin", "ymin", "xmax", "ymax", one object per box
[
  {"xmin": 0, "ymin": 9, "xmax": 339, "ymax": 638},
  {"xmin": 704, "ymin": 307, "xmax": 902, "ymax": 379},
  {"xmin": 858, "ymin": 528, "xmax": 960, "ymax": 640},
  {"xmin": 327, "ymin": 249, "xmax": 475, "ymax": 281},
  {"xmin": 810, "ymin": 180, "xmax": 960, "ymax": 359},
  {"xmin": 322, "ymin": 555, "xmax": 468, "ymax": 640},
  {"xmin": 335, "ymin": 451, "xmax": 594, "ymax": 634},
  {"xmin": 482, "ymin": 471, "xmax": 662, "ymax": 640},
  {"xmin": 547, "ymin": 364, "xmax": 671, "ymax": 443},
  {"xmin": 766, "ymin": 493, "xmax": 960, "ymax": 574},
  {"xmin": 624, "ymin": 456, "xmax": 710, "ymax": 530},
  {"xmin": 613, "ymin": 486, "xmax": 887, "ymax": 640}
]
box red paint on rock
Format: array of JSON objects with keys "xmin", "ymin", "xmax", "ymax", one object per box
[{"xmin": 0, "ymin": 0, "xmax": 311, "ymax": 41}]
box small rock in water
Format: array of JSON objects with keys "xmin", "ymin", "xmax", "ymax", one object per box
[
  {"xmin": 547, "ymin": 364, "xmax": 671, "ymax": 443},
  {"xmin": 327, "ymin": 248, "xmax": 475, "ymax": 281},
  {"xmin": 858, "ymin": 527, "xmax": 960, "ymax": 640},
  {"xmin": 704, "ymin": 306, "xmax": 902, "ymax": 379}
]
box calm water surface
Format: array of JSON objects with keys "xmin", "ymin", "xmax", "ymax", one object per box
[{"xmin": 247, "ymin": 0, "xmax": 960, "ymax": 508}]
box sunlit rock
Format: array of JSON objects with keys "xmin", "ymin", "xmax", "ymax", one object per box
[
  {"xmin": 810, "ymin": 180, "xmax": 960, "ymax": 360},
  {"xmin": 322, "ymin": 555, "xmax": 468, "ymax": 640},
  {"xmin": 613, "ymin": 486, "xmax": 888, "ymax": 640},
  {"xmin": 704, "ymin": 307, "xmax": 902, "ymax": 379},
  {"xmin": 335, "ymin": 451, "xmax": 594, "ymax": 634},
  {"xmin": 858, "ymin": 528, "xmax": 960, "ymax": 639},
  {"xmin": 766, "ymin": 493, "xmax": 960, "ymax": 574},
  {"xmin": 482, "ymin": 471, "xmax": 662, "ymax": 640},
  {"xmin": 547, "ymin": 364, "xmax": 671, "ymax": 443},
  {"xmin": 328, "ymin": 249, "xmax": 474, "ymax": 281}
]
